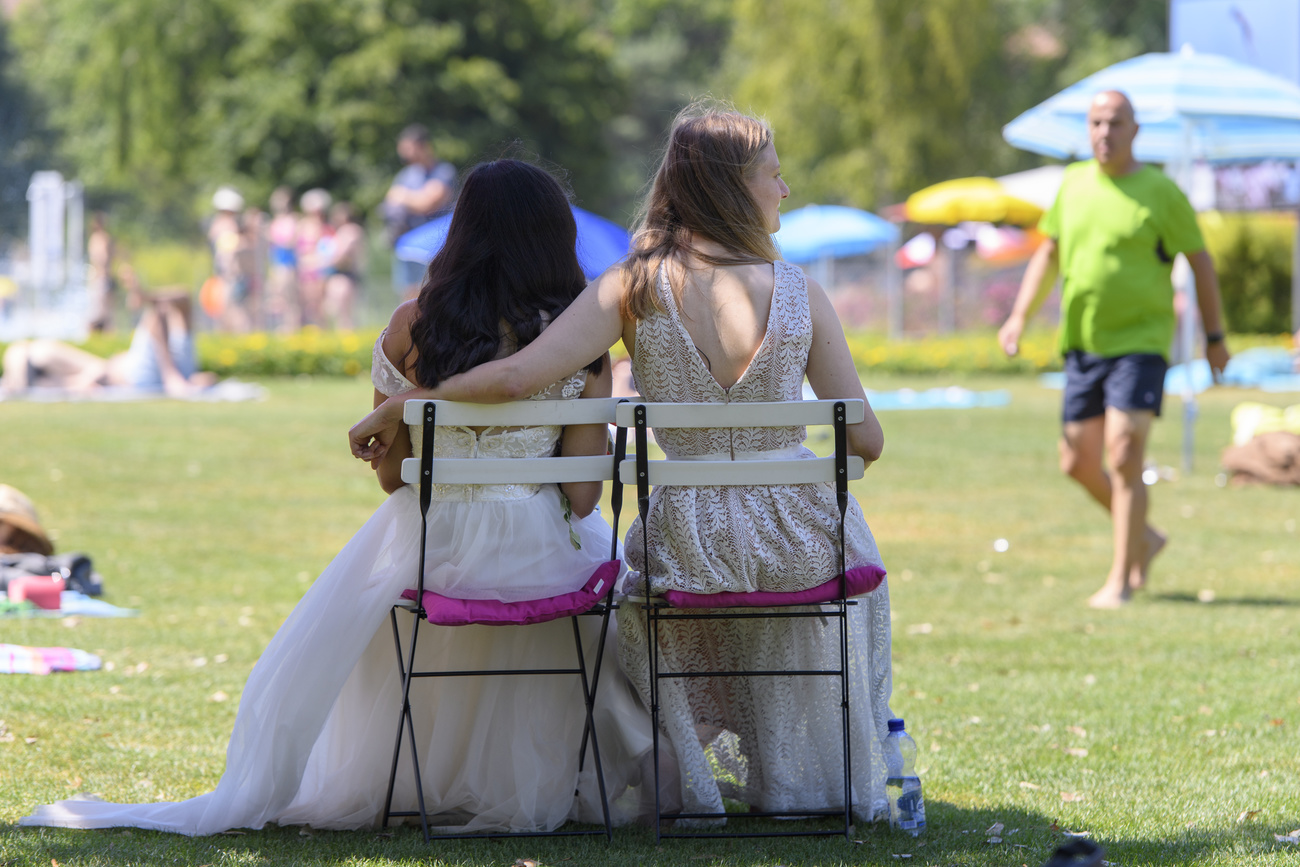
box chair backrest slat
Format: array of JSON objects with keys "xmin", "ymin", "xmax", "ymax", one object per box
[
  {"xmin": 402, "ymin": 454, "xmax": 616, "ymax": 486},
  {"xmin": 614, "ymin": 399, "xmax": 863, "ymax": 429},
  {"xmin": 617, "ymin": 455, "xmax": 864, "ymax": 486},
  {"xmin": 403, "ymin": 397, "xmax": 619, "ymax": 427}
]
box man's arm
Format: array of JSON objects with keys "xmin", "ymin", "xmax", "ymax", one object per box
[
  {"xmin": 998, "ymin": 237, "xmax": 1059, "ymax": 356},
  {"xmin": 1186, "ymin": 249, "xmax": 1231, "ymax": 378},
  {"xmin": 400, "ymin": 177, "xmax": 453, "ymax": 216}
]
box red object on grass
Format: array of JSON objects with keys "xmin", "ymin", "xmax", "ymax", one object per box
[{"xmin": 7, "ymin": 574, "xmax": 65, "ymax": 609}]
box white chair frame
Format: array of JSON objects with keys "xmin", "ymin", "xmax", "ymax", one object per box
[
  {"xmin": 615, "ymin": 398, "xmax": 866, "ymax": 841},
  {"xmin": 383, "ymin": 397, "xmax": 627, "ymax": 842}
]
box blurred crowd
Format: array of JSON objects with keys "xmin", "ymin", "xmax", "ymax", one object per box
[
  {"xmin": 83, "ymin": 123, "xmax": 458, "ymax": 338},
  {"xmin": 203, "ymin": 185, "xmax": 366, "ymax": 333}
]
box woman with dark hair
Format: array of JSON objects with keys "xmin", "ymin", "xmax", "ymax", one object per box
[
  {"xmin": 350, "ymin": 106, "xmax": 894, "ymax": 825},
  {"xmin": 21, "ymin": 160, "xmax": 652, "ymax": 836}
]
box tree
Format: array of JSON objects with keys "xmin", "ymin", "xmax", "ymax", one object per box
[
  {"xmin": 11, "ymin": 0, "xmax": 236, "ymax": 224},
  {"xmin": 720, "ymin": 0, "xmax": 1171, "ymax": 211},
  {"xmin": 206, "ymin": 0, "xmax": 625, "ymax": 213},
  {"xmin": 587, "ymin": 0, "xmax": 733, "ymax": 220},
  {"xmin": 723, "ymin": 0, "xmax": 1009, "ymax": 209},
  {"xmin": 0, "ymin": 19, "xmax": 53, "ymax": 241},
  {"xmin": 11, "ymin": 0, "xmax": 625, "ymax": 229}
]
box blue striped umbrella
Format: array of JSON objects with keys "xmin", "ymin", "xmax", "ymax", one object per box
[{"xmin": 1003, "ymin": 47, "xmax": 1300, "ymax": 163}]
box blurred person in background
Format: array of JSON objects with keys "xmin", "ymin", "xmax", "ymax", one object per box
[
  {"xmin": 86, "ymin": 212, "xmax": 116, "ymax": 333},
  {"xmin": 239, "ymin": 205, "xmax": 268, "ymax": 331},
  {"xmin": 296, "ymin": 188, "xmax": 332, "ymax": 327},
  {"xmin": 206, "ymin": 187, "xmax": 251, "ymax": 332},
  {"xmin": 997, "ymin": 90, "xmax": 1229, "ymax": 609},
  {"xmin": 2, "ymin": 291, "xmax": 216, "ymax": 397},
  {"xmin": 320, "ymin": 201, "xmax": 365, "ymax": 331},
  {"xmin": 265, "ymin": 186, "xmax": 301, "ymax": 332},
  {"xmin": 383, "ymin": 124, "xmax": 456, "ymax": 300}
]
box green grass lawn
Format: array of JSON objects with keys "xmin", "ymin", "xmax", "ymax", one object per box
[{"xmin": 1, "ymin": 374, "xmax": 1297, "ymax": 866}]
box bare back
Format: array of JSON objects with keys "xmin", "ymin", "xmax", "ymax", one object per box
[{"xmin": 666, "ymin": 257, "xmax": 775, "ymax": 391}]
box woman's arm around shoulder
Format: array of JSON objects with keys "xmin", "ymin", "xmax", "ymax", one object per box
[
  {"xmin": 802, "ymin": 275, "xmax": 884, "ymax": 465},
  {"xmin": 372, "ymin": 301, "xmax": 419, "ymax": 493},
  {"xmin": 350, "ymin": 266, "xmax": 629, "ymax": 462},
  {"xmin": 558, "ymin": 354, "xmax": 614, "ymax": 519}
]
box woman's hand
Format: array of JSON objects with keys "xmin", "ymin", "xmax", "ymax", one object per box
[{"xmin": 349, "ymin": 394, "xmax": 408, "ymax": 461}]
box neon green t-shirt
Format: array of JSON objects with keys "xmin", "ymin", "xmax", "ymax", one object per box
[{"xmin": 1040, "ymin": 160, "xmax": 1204, "ymax": 359}]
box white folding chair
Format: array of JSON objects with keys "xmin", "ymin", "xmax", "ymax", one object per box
[
  {"xmin": 383, "ymin": 397, "xmax": 627, "ymax": 841},
  {"xmin": 617, "ymin": 399, "xmax": 879, "ymax": 841}
]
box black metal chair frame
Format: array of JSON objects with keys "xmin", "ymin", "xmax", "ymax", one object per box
[
  {"xmin": 629, "ymin": 399, "xmax": 860, "ymax": 841},
  {"xmin": 382, "ymin": 399, "xmax": 628, "ymax": 842}
]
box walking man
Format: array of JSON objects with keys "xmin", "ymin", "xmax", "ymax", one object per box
[{"xmin": 998, "ymin": 90, "xmax": 1231, "ymax": 608}]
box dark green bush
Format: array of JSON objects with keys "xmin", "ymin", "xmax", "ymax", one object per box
[{"xmin": 1205, "ymin": 215, "xmax": 1294, "ymax": 334}]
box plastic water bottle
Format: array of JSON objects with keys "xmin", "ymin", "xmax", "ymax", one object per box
[{"xmin": 885, "ymin": 717, "xmax": 926, "ymax": 835}]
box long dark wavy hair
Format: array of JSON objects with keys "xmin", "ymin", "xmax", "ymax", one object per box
[{"xmin": 407, "ymin": 159, "xmax": 602, "ymax": 388}]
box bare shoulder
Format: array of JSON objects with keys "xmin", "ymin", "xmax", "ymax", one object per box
[
  {"xmin": 590, "ymin": 264, "xmax": 629, "ymax": 299},
  {"xmin": 801, "ymin": 272, "xmax": 835, "ymax": 315},
  {"xmin": 382, "ymin": 300, "xmax": 420, "ymax": 366}
]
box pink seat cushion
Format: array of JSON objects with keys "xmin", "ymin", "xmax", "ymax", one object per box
[
  {"xmin": 659, "ymin": 564, "xmax": 886, "ymax": 609},
  {"xmin": 400, "ymin": 560, "xmax": 620, "ymax": 626}
]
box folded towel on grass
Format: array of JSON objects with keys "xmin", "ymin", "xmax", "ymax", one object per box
[
  {"xmin": 1, "ymin": 643, "xmax": 102, "ymax": 674},
  {"xmin": 1, "ymin": 591, "xmax": 138, "ymax": 619}
]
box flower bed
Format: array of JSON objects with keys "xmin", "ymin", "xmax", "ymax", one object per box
[
  {"xmin": 4, "ymin": 329, "xmax": 1289, "ymax": 380},
  {"xmin": 196, "ymin": 329, "xmax": 376, "ymax": 377}
]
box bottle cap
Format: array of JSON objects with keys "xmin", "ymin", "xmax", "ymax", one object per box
[{"xmin": 888, "ymin": 718, "xmax": 905, "ymax": 732}]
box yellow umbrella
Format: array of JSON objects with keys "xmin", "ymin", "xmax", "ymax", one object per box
[{"xmin": 905, "ymin": 177, "xmax": 1043, "ymax": 227}]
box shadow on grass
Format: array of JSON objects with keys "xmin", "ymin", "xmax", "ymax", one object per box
[
  {"xmin": 6, "ymin": 801, "xmax": 1288, "ymax": 867},
  {"xmin": 1150, "ymin": 591, "xmax": 1300, "ymax": 607}
]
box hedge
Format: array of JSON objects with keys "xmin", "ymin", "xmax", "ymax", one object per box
[{"xmin": 3, "ymin": 329, "xmax": 1291, "ymax": 380}]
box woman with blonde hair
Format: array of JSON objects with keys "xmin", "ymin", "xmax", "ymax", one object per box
[{"xmin": 350, "ymin": 105, "xmax": 893, "ymax": 823}]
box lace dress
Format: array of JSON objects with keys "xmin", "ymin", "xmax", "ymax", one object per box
[
  {"xmin": 21, "ymin": 336, "xmax": 653, "ymax": 835},
  {"xmin": 616, "ymin": 260, "xmax": 893, "ymax": 822}
]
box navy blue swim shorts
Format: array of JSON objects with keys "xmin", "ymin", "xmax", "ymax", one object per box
[{"xmin": 1062, "ymin": 350, "xmax": 1168, "ymax": 423}]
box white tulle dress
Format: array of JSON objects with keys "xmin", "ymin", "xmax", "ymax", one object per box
[
  {"xmin": 20, "ymin": 337, "xmax": 653, "ymax": 836},
  {"xmin": 616, "ymin": 261, "xmax": 894, "ymax": 823}
]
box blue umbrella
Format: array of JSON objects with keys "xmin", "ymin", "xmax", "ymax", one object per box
[
  {"xmin": 774, "ymin": 204, "xmax": 899, "ymax": 263},
  {"xmin": 1002, "ymin": 47, "xmax": 1300, "ymax": 163},
  {"xmin": 395, "ymin": 204, "xmax": 631, "ymax": 281}
]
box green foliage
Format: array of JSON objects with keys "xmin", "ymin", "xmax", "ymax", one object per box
[
  {"xmin": 721, "ymin": 0, "xmax": 1170, "ymax": 210},
  {"xmin": 592, "ymin": 0, "xmax": 733, "ymax": 220},
  {"xmin": 0, "ymin": 20, "xmax": 54, "ymax": 241},
  {"xmin": 197, "ymin": 329, "xmax": 376, "ymax": 377},
  {"xmin": 126, "ymin": 241, "xmax": 214, "ymax": 291},
  {"xmin": 10, "ymin": 0, "xmax": 235, "ymax": 226},
  {"xmin": 5, "ymin": 0, "xmax": 1179, "ymax": 234},
  {"xmin": 11, "ymin": 0, "xmax": 625, "ymax": 229},
  {"xmin": 207, "ymin": 0, "xmax": 625, "ymax": 214},
  {"xmin": 725, "ymin": 0, "xmax": 1007, "ymax": 208},
  {"xmin": 1202, "ymin": 214, "xmax": 1296, "ymax": 334}
]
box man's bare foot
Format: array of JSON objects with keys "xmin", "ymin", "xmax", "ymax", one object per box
[
  {"xmin": 1088, "ymin": 582, "xmax": 1131, "ymax": 609},
  {"xmin": 1128, "ymin": 527, "xmax": 1167, "ymax": 591}
]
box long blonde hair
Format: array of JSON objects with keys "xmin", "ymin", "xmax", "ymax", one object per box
[{"xmin": 620, "ymin": 104, "xmax": 781, "ymax": 320}]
